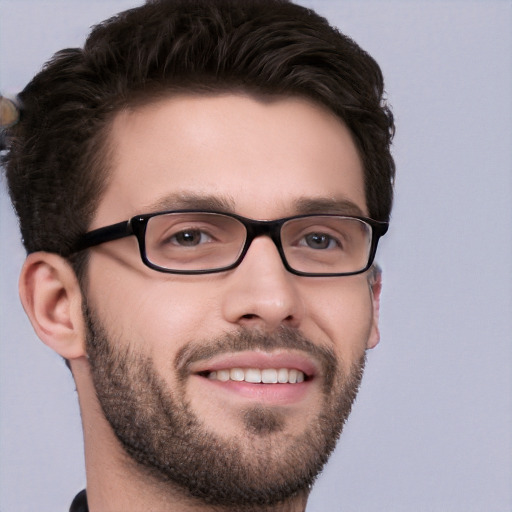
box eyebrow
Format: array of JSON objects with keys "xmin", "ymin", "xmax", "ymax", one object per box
[
  {"xmin": 292, "ymin": 197, "xmax": 366, "ymax": 217},
  {"xmin": 141, "ymin": 193, "xmax": 236, "ymax": 213},
  {"xmin": 140, "ymin": 193, "xmax": 365, "ymax": 218}
]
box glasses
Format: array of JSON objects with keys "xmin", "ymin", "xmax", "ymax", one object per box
[{"xmin": 72, "ymin": 210, "xmax": 388, "ymax": 277}]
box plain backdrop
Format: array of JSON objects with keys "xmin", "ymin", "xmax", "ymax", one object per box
[{"xmin": 1, "ymin": 1, "xmax": 511, "ymax": 511}]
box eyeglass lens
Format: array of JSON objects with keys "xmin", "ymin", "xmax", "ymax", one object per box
[{"xmin": 144, "ymin": 212, "xmax": 372, "ymax": 274}]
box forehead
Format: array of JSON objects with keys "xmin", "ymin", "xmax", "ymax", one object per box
[{"xmin": 93, "ymin": 94, "xmax": 366, "ymax": 227}]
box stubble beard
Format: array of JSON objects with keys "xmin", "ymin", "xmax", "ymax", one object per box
[{"xmin": 83, "ymin": 302, "xmax": 366, "ymax": 511}]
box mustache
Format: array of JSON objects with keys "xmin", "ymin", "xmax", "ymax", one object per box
[{"xmin": 174, "ymin": 326, "xmax": 338, "ymax": 390}]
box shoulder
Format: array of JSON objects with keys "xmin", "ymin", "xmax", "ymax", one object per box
[{"xmin": 69, "ymin": 489, "xmax": 88, "ymax": 512}]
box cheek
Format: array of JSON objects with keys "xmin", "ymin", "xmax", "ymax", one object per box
[
  {"xmin": 138, "ymin": 283, "xmax": 220, "ymax": 366},
  {"xmin": 305, "ymin": 278, "xmax": 373, "ymax": 362},
  {"xmin": 86, "ymin": 263, "xmax": 220, "ymax": 365}
]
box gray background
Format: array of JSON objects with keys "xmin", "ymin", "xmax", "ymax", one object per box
[{"xmin": 1, "ymin": 1, "xmax": 511, "ymax": 511}]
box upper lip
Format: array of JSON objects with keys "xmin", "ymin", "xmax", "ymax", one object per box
[{"xmin": 189, "ymin": 350, "xmax": 319, "ymax": 379}]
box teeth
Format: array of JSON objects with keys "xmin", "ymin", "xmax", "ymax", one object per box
[
  {"xmin": 277, "ymin": 368, "xmax": 289, "ymax": 383},
  {"xmin": 207, "ymin": 368, "xmax": 306, "ymax": 384},
  {"xmin": 261, "ymin": 369, "xmax": 277, "ymax": 384},
  {"xmin": 216, "ymin": 369, "xmax": 230, "ymax": 382},
  {"xmin": 230, "ymin": 368, "xmax": 245, "ymax": 382},
  {"xmin": 245, "ymin": 368, "xmax": 262, "ymax": 383}
]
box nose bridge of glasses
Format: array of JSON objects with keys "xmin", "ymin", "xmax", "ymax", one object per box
[
  {"xmin": 243, "ymin": 218, "xmax": 284, "ymax": 251},
  {"xmin": 239, "ymin": 218, "xmax": 289, "ymax": 269}
]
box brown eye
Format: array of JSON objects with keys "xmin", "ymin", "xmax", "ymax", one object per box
[{"xmin": 172, "ymin": 229, "xmax": 207, "ymax": 246}]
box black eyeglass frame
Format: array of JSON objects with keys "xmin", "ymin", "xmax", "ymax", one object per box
[{"xmin": 71, "ymin": 210, "xmax": 389, "ymax": 277}]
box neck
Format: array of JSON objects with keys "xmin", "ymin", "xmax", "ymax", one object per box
[{"xmin": 72, "ymin": 357, "xmax": 309, "ymax": 512}]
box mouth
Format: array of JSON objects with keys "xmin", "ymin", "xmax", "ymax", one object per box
[{"xmin": 189, "ymin": 351, "xmax": 318, "ymax": 405}]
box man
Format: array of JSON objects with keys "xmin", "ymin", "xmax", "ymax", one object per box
[{"xmin": 2, "ymin": 0, "xmax": 395, "ymax": 510}]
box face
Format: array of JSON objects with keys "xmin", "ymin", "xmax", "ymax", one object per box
[{"xmin": 83, "ymin": 94, "xmax": 380, "ymax": 507}]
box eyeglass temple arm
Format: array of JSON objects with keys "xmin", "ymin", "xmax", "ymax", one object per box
[{"xmin": 72, "ymin": 220, "xmax": 133, "ymax": 253}]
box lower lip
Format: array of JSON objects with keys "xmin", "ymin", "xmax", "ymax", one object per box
[{"xmin": 196, "ymin": 376, "xmax": 312, "ymax": 405}]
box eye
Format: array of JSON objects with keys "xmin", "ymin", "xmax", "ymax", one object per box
[
  {"xmin": 300, "ymin": 232, "xmax": 340, "ymax": 250},
  {"xmin": 169, "ymin": 229, "xmax": 213, "ymax": 247}
]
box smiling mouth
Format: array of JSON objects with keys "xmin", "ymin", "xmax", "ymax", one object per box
[{"xmin": 201, "ymin": 368, "xmax": 308, "ymax": 384}]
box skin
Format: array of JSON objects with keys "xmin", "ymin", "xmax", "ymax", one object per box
[{"xmin": 20, "ymin": 93, "xmax": 381, "ymax": 512}]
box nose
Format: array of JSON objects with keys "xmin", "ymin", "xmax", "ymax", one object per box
[{"xmin": 221, "ymin": 236, "xmax": 305, "ymax": 331}]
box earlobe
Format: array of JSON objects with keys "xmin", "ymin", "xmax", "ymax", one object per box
[
  {"xmin": 366, "ymin": 266, "xmax": 382, "ymax": 350},
  {"xmin": 19, "ymin": 252, "xmax": 86, "ymax": 360}
]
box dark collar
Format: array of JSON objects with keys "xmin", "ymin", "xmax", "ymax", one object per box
[{"xmin": 69, "ymin": 490, "xmax": 88, "ymax": 512}]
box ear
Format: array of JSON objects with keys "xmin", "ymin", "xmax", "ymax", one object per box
[
  {"xmin": 366, "ymin": 266, "xmax": 382, "ymax": 350},
  {"xmin": 19, "ymin": 252, "xmax": 86, "ymax": 360}
]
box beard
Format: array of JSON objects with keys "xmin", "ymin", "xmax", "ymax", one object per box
[{"xmin": 83, "ymin": 302, "xmax": 366, "ymax": 511}]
